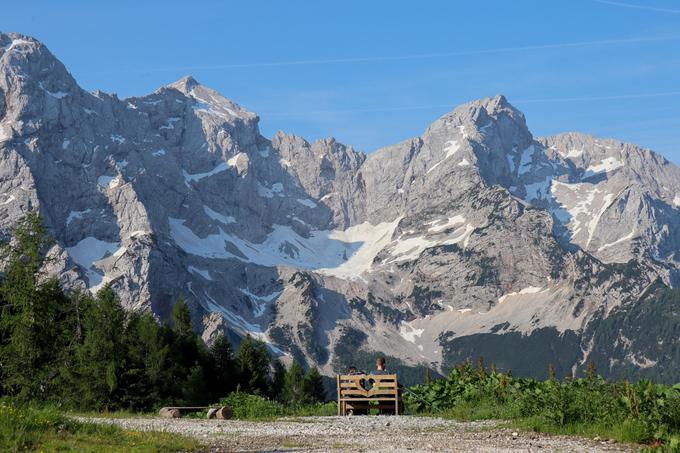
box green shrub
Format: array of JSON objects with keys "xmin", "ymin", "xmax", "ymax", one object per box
[
  {"xmin": 220, "ymin": 392, "xmax": 284, "ymax": 419},
  {"xmin": 218, "ymin": 392, "xmax": 337, "ymax": 419},
  {"xmin": 404, "ymin": 362, "xmax": 680, "ymax": 446}
]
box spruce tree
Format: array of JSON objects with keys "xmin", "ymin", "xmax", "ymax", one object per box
[
  {"xmin": 236, "ymin": 335, "xmax": 271, "ymax": 395},
  {"xmin": 75, "ymin": 285, "xmax": 127, "ymax": 410},
  {"xmin": 168, "ymin": 298, "xmax": 209, "ymax": 405},
  {"xmin": 282, "ymin": 361, "xmax": 306, "ymax": 406},
  {"xmin": 0, "ymin": 212, "xmax": 62, "ymax": 400},
  {"xmin": 208, "ymin": 333, "xmax": 236, "ymax": 400},
  {"xmin": 303, "ymin": 367, "xmax": 326, "ymax": 403},
  {"xmin": 270, "ymin": 359, "xmax": 286, "ymax": 400},
  {"xmin": 183, "ymin": 364, "xmax": 210, "ymax": 405},
  {"xmin": 171, "ymin": 298, "xmax": 193, "ymax": 336},
  {"xmin": 119, "ymin": 310, "xmax": 167, "ymax": 410}
]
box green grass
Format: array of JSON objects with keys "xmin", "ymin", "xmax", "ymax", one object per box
[
  {"xmin": 68, "ymin": 410, "xmax": 157, "ymax": 419},
  {"xmin": 413, "ymin": 402, "xmax": 669, "ymax": 446},
  {"xmin": 0, "ymin": 402, "xmax": 201, "ymax": 452}
]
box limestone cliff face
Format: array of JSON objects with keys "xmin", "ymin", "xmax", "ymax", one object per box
[{"xmin": 1, "ymin": 32, "xmax": 677, "ymax": 381}]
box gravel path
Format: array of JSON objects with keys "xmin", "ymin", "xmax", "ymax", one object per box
[{"xmin": 74, "ymin": 415, "xmax": 638, "ymax": 452}]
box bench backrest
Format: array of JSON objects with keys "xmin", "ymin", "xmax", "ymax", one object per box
[{"xmin": 337, "ymin": 374, "xmax": 399, "ymax": 399}]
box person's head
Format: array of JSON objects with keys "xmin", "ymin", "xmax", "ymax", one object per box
[
  {"xmin": 348, "ymin": 366, "xmax": 357, "ymax": 374},
  {"xmin": 376, "ymin": 357, "xmax": 386, "ymax": 371}
]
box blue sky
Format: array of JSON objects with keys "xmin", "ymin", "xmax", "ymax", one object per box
[{"xmin": 3, "ymin": 1, "xmax": 680, "ymax": 161}]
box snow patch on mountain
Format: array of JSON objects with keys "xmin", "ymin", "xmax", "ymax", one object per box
[
  {"xmin": 399, "ymin": 321, "xmax": 425, "ymax": 344},
  {"xmin": 201, "ymin": 292, "xmax": 283, "ymax": 353},
  {"xmin": 597, "ymin": 230, "xmax": 636, "ymax": 252},
  {"xmin": 169, "ymin": 216, "xmax": 404, "ymax": 280},
  {"xmin": 1, "ymin": 38, "xmax": 35, "ymax": 54},
  {"xmin": 385, "ymin": 222, "xmax": 475, "ymax": 263},
  {"xmin": 183, "ymin": 162, "xmax": 229, "ymax": 183},
  {"xmin": 524, "ymin": 177, "xmax": 552, "ymax": 201},
  {"xmin": 188, "ymin": 266, "xmax": 212, "ymax": 281},
  {"xmin": 66, "ymin": 209, "xmax": 91, "ymax": 226},
  {"xmin": 97, "ymin": 175, "xmax": 120, "ymax": 189},
  {"xmin": 38, "ymin": 82, "xmax": 68, "ymax": 99},
  {"xmin": 427, "ymin": 215, "xmax": 465, "ymax": 233},
  {"xmin": 562, "ymin": 148, "xmax": 584, "ymax": 159},
  {"xmin": 583, "ymin": 157, "xmax": 623, "ymax": 178},
  {"xmin": 498, "ymin": 286, "xmax": 545, "ymax": 304},
  {"xmin": 317, "ymin": 219, "xmax": 401, "ymax": 280},
  {"xmin": 66, "ymin": 237, "xmax": 123, "ymax": 289},
  {"xmin": 296, "ymin": 198, "xmax": 317, "ymax": 209},
  {"xmin": 239, "ymin": 288, "xmax": 282, "ymax": 317},
  {"xmin": 203, "ymin": 206, "xmax": 236, "ymax": 225},
  {"xmin": 518, "ymin": 145, "xmax": 535, "ymax": 175},
  {"xmin": 427, "ymin": 140, "xmax": 461, "ymax": 174}
]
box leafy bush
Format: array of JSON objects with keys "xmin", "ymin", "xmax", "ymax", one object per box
[
  {"xmin": 219, "ymin": 392, "xmax": 337, "ymax": 419},
  {"xmin": 405, "ymin": 362, "xmax": 680, "ymax": 446},
  {"xmin": 220, "ymin": 392, "xmax": 284, "ymax": 419}
]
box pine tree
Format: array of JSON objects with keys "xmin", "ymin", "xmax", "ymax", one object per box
[
  {"xmin": 303, "ymin": 367, "xmax": 326, "ymax": 403},
  {"xmin": 183, "ymin": 364, "xmax": 210, "ymax": 405},
  {"xmin": 74, "ymin": 285, "xmax": 127, "ymax": 410},
  {"xmin": 171, "ymin": 298, "xmax": 193, "ymax": 336},
  {"xmin": 209, "ymin": 333, "xmax": 237, "ymax": 400},
  {"xmin": 119, "ymin": 310, "xmax": 167, "ymax": 410},
  {"xmin": 0, "ymin": 212, "xmax": 62, "ymax": 400},
  {"xmin": 167, "ymin": 298, "xmax": 210, "ymax": 405},
  {"xmin": 235, "ymin": 335, "xmax": 271, "ymax": 395},
  {"xmin": 282, "ymin": 361, "xmax": 306, "ymax": 406},
  {"xmin": 270, "ymin": 359, "xmax": 286, "ymax": 400}
]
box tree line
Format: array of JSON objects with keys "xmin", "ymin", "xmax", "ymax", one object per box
[{"xmin": 0, "ymin": 213, "xmax": 325, "ymax": 410}]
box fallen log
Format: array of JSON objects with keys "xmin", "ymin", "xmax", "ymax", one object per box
[
  {"xmin": 215, "ymin": 406, "xmax": 233, "ymax": 419},
  {"xmin": 159, "ymin": 407, "xmax": 181, "ymax": 418}
]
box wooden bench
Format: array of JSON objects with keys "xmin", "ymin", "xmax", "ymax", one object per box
[{"xmin": 337, "ymin": 374, "xmax": 402, "ymax": 416}]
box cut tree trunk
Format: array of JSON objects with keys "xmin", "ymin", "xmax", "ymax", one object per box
[
  {"xmin": 159, "ymin": 407, "xmax": 181, "ymax": 418},
  {"xmin": 215, "ymin": 406, "xmax": 233, "ymax": 419}
]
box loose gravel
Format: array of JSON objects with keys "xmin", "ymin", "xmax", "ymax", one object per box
[{"xmin": 74, "ymin": 415, "xmax": 639, "ymax": 452}]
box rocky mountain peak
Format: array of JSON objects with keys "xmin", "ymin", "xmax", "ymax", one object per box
[
  {"xmin": 153, "ymin": 75, "xmax": 259, "ymax": 128},
  {"xmin": 1, "ymin": 32, "xmax": 41, "ymax": 55},
  {"xmin": 0, "ymin": 32, "xmax": 74, "ymax": 85},
  {"xmin": 2, "ymin": 32, "xmax": 679, "ymax": 383},
  {"xmin": 424, "ymin": 94, "xmax": 529, "ymax": 144},
  {"xmin": 165, "ymin": 75, "xmax": 200, "ymax": 94}
]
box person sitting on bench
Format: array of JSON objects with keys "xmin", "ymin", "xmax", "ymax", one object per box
[
  {"xmin": 346, "ymin": 365, "xmax": 368, "ymax": 415},
  {"xmin": 371, "ymin": 357, "xmax": 403, "ymax": 414},
  {"xmin": 373, "ymin": 357, "xmax": 388, "ymax": 374}
]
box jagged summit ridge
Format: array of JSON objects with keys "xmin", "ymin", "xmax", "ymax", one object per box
[
  {"xmin": 1, "ymin": 32, "xmax": 679, "ymax": 382},
  {"xmin": 166, "ymin": 75, "xmax": 201, "ymax": 93}
]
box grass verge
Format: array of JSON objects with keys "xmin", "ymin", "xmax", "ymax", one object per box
[{"xmin": 1, "ymin": 402, "xmax": 201, "ymax": 453}]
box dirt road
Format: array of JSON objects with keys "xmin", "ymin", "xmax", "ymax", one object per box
[{"xmin": 76, "ymin": 415, "xmax": 638, "ymax": 452}]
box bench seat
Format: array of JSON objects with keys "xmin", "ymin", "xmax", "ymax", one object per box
[{"xmin": 336, "ymin": 374, "xmax": 402, "ymax": 415}]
